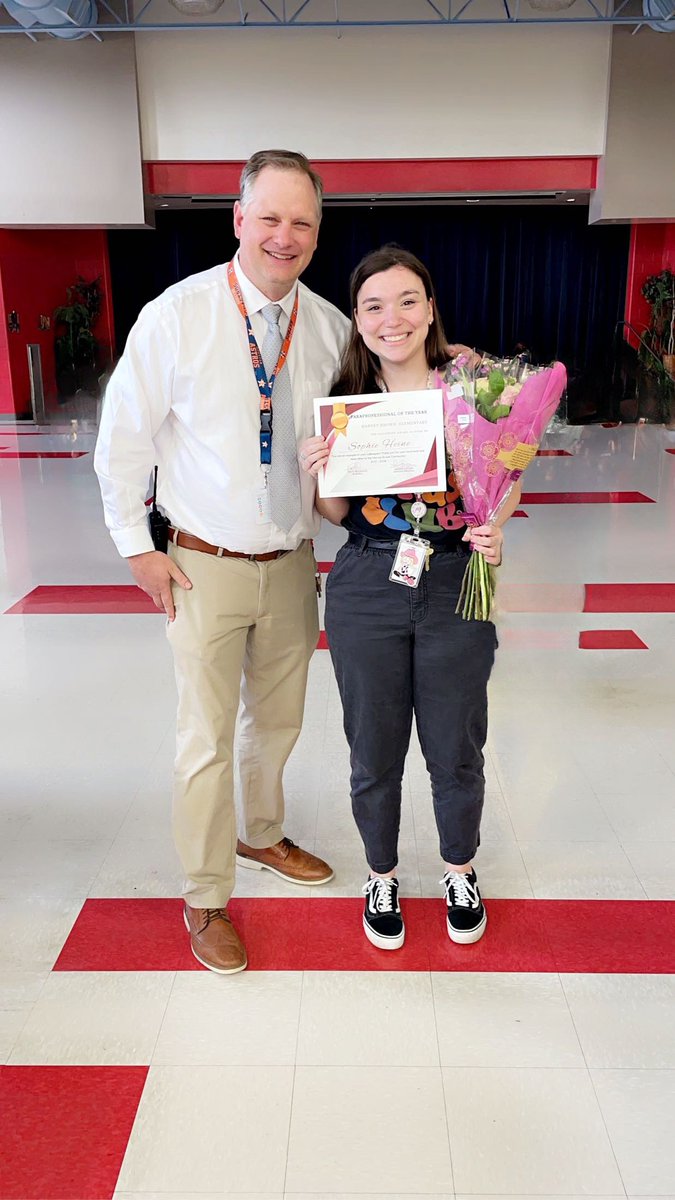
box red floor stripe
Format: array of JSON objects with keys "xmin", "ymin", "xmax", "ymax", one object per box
[
  {"xmin": 520, "ymin": 491, "xmax": 654, "ymax": 504},
  {"xmin": 512, "ymin": 510, "xmax": 529, "ymax": 518},
  {"xmin": 4, "ymin": 585, "xmax": 156, "ymax": 615},
  {"xmin": 0, "ymin": 1065, "xmax": 148, "ymax": 1200},
  {"xmin": 0, "ymin": 451, "xmax": 89, "ymax": 459},
  {"xmin": 579, "ymin": 629, "xmax": 648, "ymax": 650},
  {"xmin": 536, "ymin": 449, "xmax": 572, "ymax": 456},
  {"xmin": 316, "ymin": 630, "xmax": 329, "ymax": 649},
  {"xmin": 53, "ymin": 897, "xmax": 675, "ymax": 974},
  {"xmin": 8, "ymin": 581, "xmax": 675, "ymax": 616},
  {"xmin": 666, "ymin": 449, "xmax": 675, "ymax": 455},
  {"xmin": 584, "ymin": 583, "xmax": 675, "ymax": 613}
]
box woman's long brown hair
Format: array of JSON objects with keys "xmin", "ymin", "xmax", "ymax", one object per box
[{"xmin": 330, "ymin": 245, "xmax": 449, "ymax": 398}]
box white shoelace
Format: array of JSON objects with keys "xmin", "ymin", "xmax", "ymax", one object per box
[
  {"xmin": 441, "ymin": 871, "xmax": 478, "ymax": 909},
  {"xmin": 362, "ymin": 876, "xmax": 397, "ymax": 913}
]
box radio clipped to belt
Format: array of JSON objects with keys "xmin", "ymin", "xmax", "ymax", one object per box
[{"xmin": 148, "ymin": 465, "xmax": 171, "ymax": 553}]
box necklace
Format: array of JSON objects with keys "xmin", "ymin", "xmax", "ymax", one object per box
[{"xmin": 377, "ymin": 367, "xmax": 433, "ymax": 393}]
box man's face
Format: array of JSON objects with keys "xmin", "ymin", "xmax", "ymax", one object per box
[{"xmin": 233, "ymin": 166, "xmax": 320, "ymax": 300}]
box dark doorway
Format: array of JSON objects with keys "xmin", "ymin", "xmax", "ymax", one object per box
[{"xmin": 108, "ymin": 205, "xmax": 630, "ymax": 422}]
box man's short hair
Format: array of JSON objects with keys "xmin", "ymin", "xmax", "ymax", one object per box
[{"xmin": 239, "ymin": 149, "xmax": 323, "ymax": 218}]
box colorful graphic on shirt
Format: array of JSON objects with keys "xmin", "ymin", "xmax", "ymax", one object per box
[{"xmin": 361, "ymin": 475, "xmax": 466, "ymax": 535}]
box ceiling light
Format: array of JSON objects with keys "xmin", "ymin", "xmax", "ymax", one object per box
[
  {"xmin": 527, "ymin": 0, "xmax": 575, "ymax": 9},
  {"xmin": 169, "ymin": 0, "xmax": 224, "ymax": 12}
]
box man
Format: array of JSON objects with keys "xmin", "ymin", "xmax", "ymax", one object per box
[{"xmin": 95, "ymin": 149, "xmax": 350, "ymax": 974}]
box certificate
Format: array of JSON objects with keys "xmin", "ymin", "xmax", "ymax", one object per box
[{"xmin": 313, "ymin": 390, "xmax": 446, "ymax": 499}]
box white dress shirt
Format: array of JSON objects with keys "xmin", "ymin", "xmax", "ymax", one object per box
[{"xmin": 95, "ymin": 253, "xmax": 349, "ymax": 556}]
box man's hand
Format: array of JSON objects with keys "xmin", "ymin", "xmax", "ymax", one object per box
[
  {"xmin": 447, "ymin": 343, "xmax": 482, "ymax": 371},
  {"xmin": 462, "ymin": 523, "xmax": 503, "ymax": 566},
  {"xmin": 128, "ymin": 551, "xmax": 192, "ymax": 621}
]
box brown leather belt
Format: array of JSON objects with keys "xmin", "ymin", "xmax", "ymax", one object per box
[{"xmin": 168, "ymin": 527, "xmax": 288, "ymax": 562}]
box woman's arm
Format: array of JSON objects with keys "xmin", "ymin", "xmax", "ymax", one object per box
[
  {"xmin": 494, "ymin": 480, "xmax": 522, "ymax": 527},
  {"xmin": 316, "ymin": 496, "xmax": 349, "ymax": 525}
]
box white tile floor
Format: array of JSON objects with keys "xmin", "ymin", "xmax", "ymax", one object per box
[{"xmin": 1, "ymin": 419, "xmax": 675, "ymax": 1197}]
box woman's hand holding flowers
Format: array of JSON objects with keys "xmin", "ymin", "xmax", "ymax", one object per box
[{"xmin": 462, "ymin": 522, "xmax": 503, "ymax": 566}]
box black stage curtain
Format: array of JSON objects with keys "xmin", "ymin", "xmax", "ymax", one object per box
[{"xmin": 108, "ymin": 205, "xmax": 629, "ymax": 420}]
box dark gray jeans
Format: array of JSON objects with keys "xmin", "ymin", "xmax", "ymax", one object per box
[{"xmin": 325, "ymin": 536, "xmax": 498, "ymax": 872}]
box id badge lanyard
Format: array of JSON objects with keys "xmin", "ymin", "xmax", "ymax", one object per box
[
  {"xmin": 389, "ymin": 497, "xmax": 434, "ymax": 589},
  {"xmin": 375, "ymin": 373, "xmax": 434, "ymax": 587},
  {"xmin": 227, "ymin": 261, "xmax": 299, "ymax": 480}
]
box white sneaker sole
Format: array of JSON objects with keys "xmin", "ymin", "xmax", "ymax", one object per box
[
  {"xmin": 447, "ymin": 909, "xmax": 487, "ymax": 945},
  {"xmin": 183, "ymin": 909, "xmax": 248, "ymax": 974},
  {"xmin": 363, "ymin": 915, "xmax": 405, "ymax": 951},
  {"xmin": 236, "ymin": 853, "xmax": 334, "ymax": 886}
]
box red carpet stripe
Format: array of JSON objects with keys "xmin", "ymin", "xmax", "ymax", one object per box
[
  {"xmin": 53, "ymin": 897, "xmax": 675, "ymax": 975},
  {"xmin": 5, "ymin": 585, "xmax": 157, "ymax": 615},
  {"xmin": 584, "ymin": 583, "xmax": 675, "ymax": 612},
  {"xmin": 521, "ymin": 491, "xmax": 654, "ymax": 504},
  {"xmin": 10, "ymin": 580, "xmax": 675, "ymax": 616},
  {"xmin": 0, "ymin": 1065, "xmax": 148, "ymax": 1200},
  {"xmin": 0, "ymin": 450, "xmax": 89, "ymax": 459},
  {"xmin": 579, "ymin": 630, "xmax": 648, "ymax": 650}
]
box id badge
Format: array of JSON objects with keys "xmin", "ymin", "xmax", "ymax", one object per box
[
  {"xmin": 389, "ymin": 534, "xmax": 430, "ymax": 589},
  {"xmin": 255, "ymin": 479, "xmax": 271, "ymax": 525}
]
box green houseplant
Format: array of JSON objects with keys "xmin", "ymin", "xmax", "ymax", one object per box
[
  {"xmin": 53, "ymin": 276, "xmax": 102, "ymax": 399},
  {"xmin": 641, "ymin": 268, "xmax": 675, "ymax": 378}
]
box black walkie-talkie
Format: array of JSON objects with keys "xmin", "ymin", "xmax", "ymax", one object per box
[{"xmin": 148, "ymin": 466, "xmax": 170, "ymax": 553}]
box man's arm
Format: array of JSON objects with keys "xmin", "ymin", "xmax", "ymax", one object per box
[{"xmin": 94, "ymin": 304, "xmax": 192, "ymax": 620}]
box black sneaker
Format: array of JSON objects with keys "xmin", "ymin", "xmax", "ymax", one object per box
[
  {"xmin": 362, "ymin": 876, "xmax": 405, "ymax": 950},
  {"xmin": 441, "ymin": 868, "xmax": 487, "ymax": 944}
]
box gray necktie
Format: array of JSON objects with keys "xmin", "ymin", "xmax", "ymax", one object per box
[{"xmin": 260, "ymin": 303, "xmax": 302, "ymax": 533}]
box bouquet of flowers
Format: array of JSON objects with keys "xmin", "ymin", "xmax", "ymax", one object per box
[{"xmin": 441, "ymin": 356, "xmax": 567, "ymax": 621}]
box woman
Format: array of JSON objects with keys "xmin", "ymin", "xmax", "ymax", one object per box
[{"xmin": 300, "ymin": 246, "xmax": 521, "ymax": 950}]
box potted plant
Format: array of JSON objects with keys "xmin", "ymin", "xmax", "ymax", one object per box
[
  {"xmin": 641, "ymin": 268, "xmax": 675, "ymax": 376},
  {"xmin": 53, "ymin": 276, "xmax": 102, "ymax": 399},
  {"xmin": 663, "ymin": 274, "xmax": 675, "ymax": 381}
]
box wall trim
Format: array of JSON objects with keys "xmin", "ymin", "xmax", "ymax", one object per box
[{"xmin": 144, "ymin": 157, "xmax": 598, "ymax": 198}]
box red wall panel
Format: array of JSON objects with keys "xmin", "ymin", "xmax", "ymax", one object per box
[
  {"xmin": 0, "ymin": 230, "xmax": 114, "ymax": 418},
  {"xmin": 624, "ymin": 223, "xmax": 675, "ymax": 349}
]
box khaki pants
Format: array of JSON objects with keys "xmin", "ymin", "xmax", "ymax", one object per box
[{"xmin": 166, "ymin": 539, "xmax": 319, "ymax": 907}]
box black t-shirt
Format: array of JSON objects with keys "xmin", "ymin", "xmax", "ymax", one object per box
[{"xmin": 343, "ymin": 476, "xmax": 468, "ymax": 549}]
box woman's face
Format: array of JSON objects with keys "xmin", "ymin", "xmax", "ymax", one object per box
[{"xmin": 355, "ymin": 265, "xmax": 433, "ymax": 367}]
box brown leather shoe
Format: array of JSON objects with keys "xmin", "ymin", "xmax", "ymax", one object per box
[
  {"xmin": 236, "ymin": 837, "xmax": 334, "ymax": 885},
  {"xmin": 183, "ymin": 904, "xmax": 247, "ymax": 974}
]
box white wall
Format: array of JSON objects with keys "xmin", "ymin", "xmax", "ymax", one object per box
[
  {"xmin": 0, "ymin": 36, "xmax": 145, "ymax": 227},
  {"xmin": 135, "ymin": 24, "xmax": 612, "ymax": 161},
  {"xmin": 590, "ymin": 28, "xmax": 675, "ymax": 224}
]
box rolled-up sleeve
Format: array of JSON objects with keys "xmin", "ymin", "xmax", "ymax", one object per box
[{"xmin": 94, "ymin": 303, "xmax": 176, "ymax": 558}]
